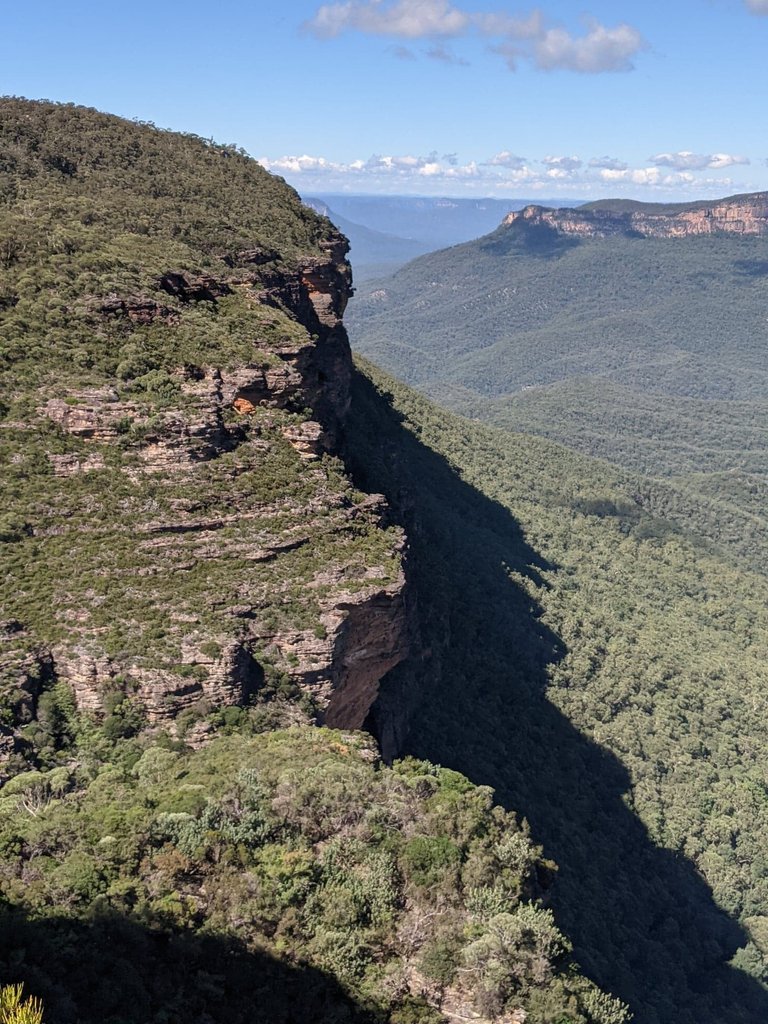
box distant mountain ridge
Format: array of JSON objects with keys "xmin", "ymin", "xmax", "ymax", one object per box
[
  {"xmin": 303, "ymin": 196, "xmax": 427, "ymax": 280},
  {"xmin": 506, "ymin": 191, "xmax": 768, "ymax": 238},
  {"xmin": 306, "ymin": 193, "xmax": 582, "ymax": 279},
  {"xmin": 347, "ymin": 188, "xmax": 768, "ymax": 569},
  {"xmin": 310, "ymin": 194, "xmax": 539, "ymax": 248}
]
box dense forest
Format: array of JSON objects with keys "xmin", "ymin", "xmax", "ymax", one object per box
[
  {"xmin": 349, "ymin": 359, "xmax": 768, "ymax": 1024},
  {"xmin": 347, "ymin": 215, "xmax": 768, "ymax": 576},
  {"xmin": 2, "ymin": 722, "xmax": 626, "ymax": 1024}
]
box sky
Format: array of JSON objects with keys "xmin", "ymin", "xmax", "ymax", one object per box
[{"xmin": 2, "ymin": 0, "xmax": 768, "ymax": 201}]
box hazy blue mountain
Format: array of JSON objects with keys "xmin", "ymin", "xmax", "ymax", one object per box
[
  {"xmin": 303, "ymin": 196, "xmax": 427, "ymax": 279},
  {"xmin": 306, "ymin": 193, "xmax": 581, "ymax": 278}
]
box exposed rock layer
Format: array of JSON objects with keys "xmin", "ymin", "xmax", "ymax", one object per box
[
  {"xmin": 2, "ymin": 236, "xmax": 413, "ymax": 762},
  {"xmin": 504, "ymin": 192, "xmax": 768, "ymax": 238}
]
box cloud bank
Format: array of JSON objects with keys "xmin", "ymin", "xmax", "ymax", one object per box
[
  {"xmin": 306, "ymin": 1, "xmax": 647, "ymax": 73},
  {"xmin": 259, "ymin": 147, "xmax": 752, "ymax": 198},
  {"xmin": 650, "ymin": 151, "xmax": 750, "ymax": 171},
  {"xmin": 260, "ymin": 151, "xmax": 483, "ymax": 185}
]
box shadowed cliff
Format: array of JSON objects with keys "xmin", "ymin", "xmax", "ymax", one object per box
[{"xmin": 346, "ymin": 365, "xmax": 768, "ymax": 1024}]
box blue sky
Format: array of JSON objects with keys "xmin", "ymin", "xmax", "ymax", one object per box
[{"xmin": 2, "ymin": 1, "xmax": 768, "ymax": 200}]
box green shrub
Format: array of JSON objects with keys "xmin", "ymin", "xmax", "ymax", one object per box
[
  {"xmin": 402, "ymin": 836, "xmax": 461, "ymax": 888},
  {"xmin": 0, "ymin": 985, "xmax": 44, "ymax": 1024}
]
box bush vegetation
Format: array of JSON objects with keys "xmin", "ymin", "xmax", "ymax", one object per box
[
  {"xmin": 0, "ymin": 98, "xmax": 401, "ymax": 763},
  {"xmin": 0, "ymin": 727, "xmax": 625, "ymax": 1023},
  {"xmin": 348, "ymin": 358, "xmax": 768, "ymax": 1023}
]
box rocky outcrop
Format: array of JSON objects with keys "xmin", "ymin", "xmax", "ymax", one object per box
[
  {"xmin": 53, "ymin": 638, "xmax": 263, "ymax": 721},
  {"xmin": 42, "ymin": 246, "xmax": 352, "ymax": 466},
  {"xmin": 298, "ymin": 567, "xmax": 409, "ymax": 730},
  {"xmin": 503, "ymin": 192, "xmax": 768, "ymax": 239},
  {"xmin": 4, "ymin": 228, "xmax": 414, "ymax": 760},
  {"xmin": 50, "ymin": 556, "xmax": 410, "ymax": 730},
  {"xmin": 0, "ymin": 624, "xmax": 52, "ymax": 723}
]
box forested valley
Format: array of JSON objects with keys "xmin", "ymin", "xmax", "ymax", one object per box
[
  {"xmin": 346, "ymin": 199, "xmax": 768, "ymax": 1022},
  {"xmin": 348, "ymin": 211, "xmax": 768, "ymax": 577}
]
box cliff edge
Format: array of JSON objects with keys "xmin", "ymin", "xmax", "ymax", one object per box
[
  {"xmin": 0, "ymin": 100, "xmax": 411, "ymax": 768},
  {"xmin": 503, "ymin": 191, "xmax": 768, "ymax": 238}
]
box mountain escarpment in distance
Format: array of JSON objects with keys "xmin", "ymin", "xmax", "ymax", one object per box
[
  {"xmin": 347, "ymin": 192, "xmax": 768, "ymax": 573},
  {"xmin": 506, "ymin": 191, "xmax": 768, "ymax": 238}
]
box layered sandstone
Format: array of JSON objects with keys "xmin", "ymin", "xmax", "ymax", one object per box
[
  {"xmin": 2, "ymin": 233, "xmax": 413, "ymax": 761},
  {"xmin": 503, "ymin": 192, "xmax": 768, "ymax": 239}
]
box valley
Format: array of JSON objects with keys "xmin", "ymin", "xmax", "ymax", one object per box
[
  {"xmin": 348, "ymin": 197, "xmax": 768, "ymax": 576},
  {"xmin": 303, "ymin": 195, "xmax": 580, "ymax": 280}
]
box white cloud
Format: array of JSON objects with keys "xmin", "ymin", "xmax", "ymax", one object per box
[
  {"xmin": 474, "ymin": 10, "xmax": 544, "ymax": 38},
  {"xmin": 596, "ymin": 166, "xmax": 739, "ymax": 192},
  {"xmin": 260, "ymin": 154, "xmax": 343, "ymax": 174},
  {"xmin": 307, "ymin": 0, "xmax": 468, "ymax": 39},
  {"xmin": 746, "ymin": 0, "xmax": 768, "ymax": 13},
  {"xmin": 426, "ymin": 44, "xmax": 469, "ymax": 64},
  {"xmin": 258, "ymin": 149, "xmax": 545, "ymax": 195},
  {"xmin": 600, "ymin": 167, "xmax": 665, "ymax": 185},
  {"xmin": 306, "ymin": 2, "xmax": 647, "ymax": 73},
  {"xmin": 259, "ymin": 150, "xmax": 481, "ymax": 184},
  {"xmin": 542, "ymin": 155, "xmax": 582, "ymax": 171},
  {"xmin": 259, "ymin": 149, "xmax": 752, "ymax": 200},
  {"xmin": 650, "ymin": 151, "xmax": 750, "ymax": 171},
  {"xmin": 532, "ymin": 20, "xmax": 645, "ymax": 73},
  {"xmin": 589, "ymin": 155, "xmax": 628, "ymax": 170},
  {"xmin": 484, "ymin": 150, "xmax": 528, "ymax": 169},
  {"xmin": 539, "ymin": 155, "xmax": 582, "ymax": 181}
]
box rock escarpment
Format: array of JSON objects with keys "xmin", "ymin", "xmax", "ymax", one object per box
[
  {"xmin": 2, "ymin": 248, "xmax": 409, "ymax": 753},
  {"xmin": 504, "ymin": 191, "xmax": 768, "ymax": 239},
  {"xmin": 0, "ymin": 100, "xmax": 413, "ymax": 769}
]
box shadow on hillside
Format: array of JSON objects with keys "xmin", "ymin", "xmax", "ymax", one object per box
[
  {"xmin": 478, "ymin": 218, "xmax": 580, "ymax": 258},
  {"xmin": 347, "ymin": 368, "xmax": 768, "ymax": 1024},
  {"xmin": 734, "ymin": 258, "xmax": 768, "ymax": 278},
  {"xmin": 0, "ymin": 907, "xmax": 374, "ymax": 1024}
]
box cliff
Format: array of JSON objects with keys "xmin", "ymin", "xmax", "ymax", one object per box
[
  {"xmin": 503, "ymin": 191, "xmax": 768, "ymax": 238},
  {"xmin": 0, "ymin": 100, "xmax": 412, "ymax": 767}
]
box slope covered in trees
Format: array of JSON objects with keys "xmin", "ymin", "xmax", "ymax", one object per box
[
  {"xmin": 0, "ymin": 96, "xmax": 409, "ymax": 764},
  {"xmin": 347, "ymin": 211, "xmax": 768, "ymax": 572},
  {"xmin": 3, "ymin": 724, "xmax": 621, "ymax": 1024},
  {"xmin": 349, "ymin": 359, "xmax": 768, "ymax": 1024}
]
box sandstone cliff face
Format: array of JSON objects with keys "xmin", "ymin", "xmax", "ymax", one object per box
[
  {"xmin": 1, "ymin": 232, "xmax": 412, "ymax": 765},
  {"xmin": 503, "ymin": 192, "xmax": 768, "ymax": 239}
]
